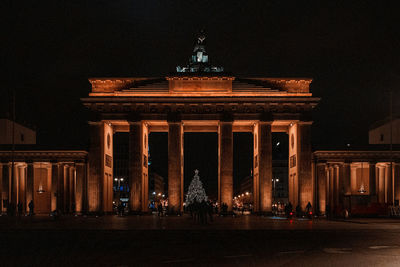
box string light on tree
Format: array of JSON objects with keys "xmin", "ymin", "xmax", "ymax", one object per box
[{"xmin": 185, "ymin": 169, "xmax": 208, "ymax": 204}]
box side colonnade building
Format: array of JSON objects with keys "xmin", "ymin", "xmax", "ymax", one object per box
[
  {"xmin": 314, "ymin": 150, "xmax": 400, "ymax": 216},
  {"xmin": 0, "ymin": 151, "xmax": 87, "ymax": 214}
]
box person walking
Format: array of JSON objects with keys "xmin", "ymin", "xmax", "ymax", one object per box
[
  {"xmin": 28, "ymin": 200, "xmax": 34, "ymax": 216},
  {"xmin": 306, "ymin": 202, "xmax": 312, "ymax": 213},
  {"xmin": 157, "ymin": 202, "xmax": 163, "ymax": 217}
]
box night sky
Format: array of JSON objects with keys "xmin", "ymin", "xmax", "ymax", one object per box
[{"xmin": 2, "ymin": 1, "xmax": 400, "ymax": 194}]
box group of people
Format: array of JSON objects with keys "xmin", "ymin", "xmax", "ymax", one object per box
[
  {"xmin": 5, "ymin": 200, "xmax": 34, "ymax": 216},
  {"xmin": 187, "ymin": 200, "xmax": 214, "ymax": 224},
  {"xmin": 284, "ymin": 201, "xmax": 312, "ymax": 217}
]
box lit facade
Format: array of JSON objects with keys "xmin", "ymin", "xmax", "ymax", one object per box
[
  {"xmin": 0, "ymin": 151, "xmax": 87, "ymax": 214},
  {"xmin": 81, "ymin": 75, "xmax": 318, "ymax": 214},
  {"xmin": 314, "ymin": 150, "xmax": 400, "ymax": 216}
]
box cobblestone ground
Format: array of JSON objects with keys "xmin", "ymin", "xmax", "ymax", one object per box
[{"xmin": 1, "ymin": 214, "xmax": 400, "ymax": 266}]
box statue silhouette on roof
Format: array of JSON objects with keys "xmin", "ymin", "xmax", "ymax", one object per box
[{"xmin": 176, "ymin": 30, "xmax": 224, "ymax": 73}]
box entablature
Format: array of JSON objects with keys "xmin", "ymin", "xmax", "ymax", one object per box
[
  {"xmin": 88, "ymin": 76, "xmax": 314, "ymax": 96},
  {"xmin": 0, "ymin": 150, "xmax": 88, "ymax": 163},
  {"xmin": 313, "ymin": 150, "xmax": 400, "ymax": 163}
]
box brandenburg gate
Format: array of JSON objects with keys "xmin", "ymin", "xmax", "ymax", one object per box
[{"xmin": 81, "ymin": 34, "xmax": 319, "ymax": 214}]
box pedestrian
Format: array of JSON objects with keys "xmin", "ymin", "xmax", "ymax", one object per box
[
  {"xmin": 306, "ymin": 202, "xmax": 312, "ymax": 213},
  {"xmin": 157, "ymin": 202, "xmax": 163, "ymax": 217},
  {"xmin": 117, "ymin": 201, "xmax": 124, "ymax": 216},
  {"xmin": 28, "ymin": 200, "xmax": 34, "ymax": 216}
]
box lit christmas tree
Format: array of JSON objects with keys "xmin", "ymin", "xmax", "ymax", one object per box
[{"xmin": 186, "ymin": 169, "xmax": 208, "ymax": 204}]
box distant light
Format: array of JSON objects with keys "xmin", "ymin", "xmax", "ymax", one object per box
[
  {"xmin": 114, "ymin": 178, "xmax": 118, "ymax": 181},
  {"xmin": 245, "ymin": 192, "xmax": 249, "ymax": 195},
  {"xmin": 158, "ymin": 193, "xmax": 162, "ymax": 196},
  {"xmin": 347, "ymin": 143, "xmax": 351, "ymax": 147},
  {"xmin": 152, "ymin": 191, "xmax": 156, "ymax": 195},
  {"xmin": 120, "ymin": 178, "xmax": 124, "ymax": 182},
  {"xmin": 276, "ymin": 179, "xmax": 279, "ymax": 182},
  {"xmin": 162, "ymin": 194, "xmax": 165, "ymax": 198},
  {"xmin": 276, "ymin": 142, "xmax": 280, "ymax": 146}
]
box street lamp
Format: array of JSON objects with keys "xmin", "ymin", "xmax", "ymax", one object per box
[{"xmin": 272, "ymin": 178, "xmax": 280, "ymax": 202}]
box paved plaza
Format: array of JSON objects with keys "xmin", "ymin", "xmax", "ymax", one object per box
[{"xmin": 1, "ymin": 214, "xmax": 400, "ymax": 266}]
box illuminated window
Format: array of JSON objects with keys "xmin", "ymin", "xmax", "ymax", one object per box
[{"xmin": 350, "ymin": 163, "xmax": 369, "ymax": 195}]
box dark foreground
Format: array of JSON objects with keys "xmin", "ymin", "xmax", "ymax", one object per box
[{"xmin": 1, "ymin": 215, "xmax": 400, "ymax": 266}]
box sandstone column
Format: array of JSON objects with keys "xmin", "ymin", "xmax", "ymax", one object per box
[
  {"xmin": 10, "ymin": 164, "xmax": 18, "ymax": 206},
  {"xmin": 369, "ymin": 163, "xmax": 376, "ymax": 197},
  {"xmin": 57, "ymin": 163, "xmax": 65, "ymax": 212},
  {"xmin": 377, "ymin": 164, "xmax": 385, "ymax": 203},
  {"xmin": 70, "ymin": 166, "xmax": 76, "ymax": 212},
  {"xmin": 316, "ymin": 163, "xmax": 327, "ymax": 215},
  {"xmin": 334, "ymin": 165, "xmax": 340, "ymax": 207},
  {"xmin": 256, "ymin": 122, "xmax": 272, "ymax": 213},
  {"xmin": 288, "ymin": 122, "xmax": 313, "ymax": 210},
  {"xmin": 88, "ymin": 121, "xmax": 113, "ymax": 213},
  {"xmin": 51, "ymin": 163, "xmax": 59, "ymax": 211},
  {"xmin": 350, "ymin": 165, "xmax": 357, "ymax": 194},
  {"xmin": 252, "ymin": 123, "xmax": 260, "ymax": 212},
  {"xmin": 168, "ymin": 121, "xmax": 183, "ymax": 214},
  {"xmin": 2, "ymin": 164, "xmax": 9, "ymax": 212},
  {"xmin": 64, "ymin": 165, "xmax": 70, "ymax": 213},
  {"xmin": 129, "ymin": 121, "xmax": 149, "ymax": 213},
  {"xmin": 26, "ymin": 163, "xmax": 34, "ymax": 212},
  {"xmin": 385, "ymin": 164, "xmax": 393, "ymax": 204},
  {"xmin": 218, "ymin": 121, "xmax": 233, "ymax": 212},
  {"xmin": 75, "ymin": 163, "xmax": 86, "ymax": 214},
  {"xmin": 18, "ymin": 164, "xmax": 27, "ymax": 212},
  {"xmin": 328, "ymin": 166, "xmax": 334, "ymax": 214}
]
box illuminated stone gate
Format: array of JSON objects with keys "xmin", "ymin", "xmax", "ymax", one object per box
[
  {"xmin": 82, "ymin": 75, "xmax": 319, "ymax": 213},
  {"xmin": 82, "ymin": 33, "xmax": 319, "ymax": 214}
]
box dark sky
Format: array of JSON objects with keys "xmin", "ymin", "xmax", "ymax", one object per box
[{"xmin": 2, "ymin": 2, "xmax": 400, "ymax": 152}]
